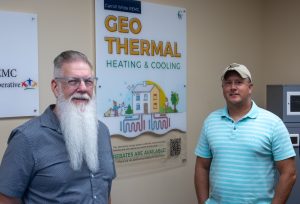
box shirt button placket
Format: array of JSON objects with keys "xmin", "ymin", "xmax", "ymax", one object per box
[
  {"xmin": 230, "ymin": 122, "xmax": 237, "ymax": 139},
  {"xmin": 90, "ymin": 172, "xmax": 97, "ymax": 202}
]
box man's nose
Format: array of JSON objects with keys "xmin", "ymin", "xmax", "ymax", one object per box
[
  {"xmin": 229, "ymin": 82, "xmax": 238, "ymax": 89},
  {"xmin": 77, "ymin": 80, "xmax": 87, "ymax": 91}
]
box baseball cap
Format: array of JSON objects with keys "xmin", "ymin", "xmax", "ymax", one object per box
[{"xmin": 221, "ymin": 63, "xmax": 252, "ymax": 82}]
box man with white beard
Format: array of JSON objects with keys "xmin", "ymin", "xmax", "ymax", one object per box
[{"xmin": 0, "ymin": 50, "xmax": 116, "ymax": 204}]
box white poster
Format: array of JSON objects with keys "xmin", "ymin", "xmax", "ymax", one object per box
[
  {"xmin": 96, "ymin": 0, "xmax": 186, "ymax": 137},
  {"xmin": 95, "ymin": 0, "xmax": 187, "ymax": 176},
  {"xmin": 0, "ymin": 11, "xmax": 39, "ymax": 118}
]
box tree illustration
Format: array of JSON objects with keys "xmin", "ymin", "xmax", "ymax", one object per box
[
  {"xmin": 171, "ymin": 91, "xmax": 179, "ymax": 112},
  {"xmin": 125, "ymin": 104, "xmax": 133, "ymax": 114}
]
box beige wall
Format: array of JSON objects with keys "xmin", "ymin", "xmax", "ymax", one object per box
[
  {"xmin": 0, "ymin": 0, "xmax": 299, "ymax": 204},
  {"xmin": 262, "ymin": 0, "xmax": 300, "ymax": 105}
]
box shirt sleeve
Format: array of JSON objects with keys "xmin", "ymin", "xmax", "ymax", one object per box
[
  {"xmin": 194, "ymin": 119, "xmax": 212, "ymax": 158},
  {"xmin": 0, "ymin": 129, "xmax": 34, "ymax": 198},
  {"xmin": 98, "ymin": 121, "xmax": 116, "ymax": 196},
  {"xmin": 271, "ymin": 119, "xmax": 296, "ymax": 161}
]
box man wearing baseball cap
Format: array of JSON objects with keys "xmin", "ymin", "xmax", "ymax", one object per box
[
  {"xmin": 194, "ymin": 63, "xmax": 296, "ymax": 204},
  {"xmin": 221, "ymin": 63, "xmax": 252, "ymax": 82}
]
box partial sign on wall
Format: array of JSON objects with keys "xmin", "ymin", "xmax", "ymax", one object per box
[
  {"xmin": 95, "ymin": 0, "xmax": 187, "ymax": 176},
  {"xmin": 0, "ymin": 11, "xmax": 39, "ymax": 118}
]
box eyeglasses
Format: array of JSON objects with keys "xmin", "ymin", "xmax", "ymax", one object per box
[
  {"xmin": 222, "ymin": 80, "xmax": 250, "ymax": 88},
  {"xmin": 55, "ymin": 77, "xmax": 97, "ymax": 87}
]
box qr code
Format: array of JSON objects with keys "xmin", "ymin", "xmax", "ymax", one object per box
[{"xmin": 170, "ymin": 138, "xmax": 181, "ymax": 157}]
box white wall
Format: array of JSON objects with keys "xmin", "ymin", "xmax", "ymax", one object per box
[{"xmin": 3, "ymin": 0, "xmax": 300, "ymax": 204}]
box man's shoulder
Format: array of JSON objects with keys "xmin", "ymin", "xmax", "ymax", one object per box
[
  {"xmin": 98, "ymin": 120, "xmax": 107, "ymax": 128},
  {"xmin": 8, "ymin": 106, "xmax": 53, "ymax": 143},
  {"xmin": 256, "ymin": 106, "xmax": 282, "ymax": 121},
  {"xmin": 199, "ymin": 108, "xmax": 225, "ymax": 127},
  {"xmin": 97, "ymin": 120, "xmax": 111, "ymax": 137},
  {"xmin": 7, "ymin": 116, "xmax": 40, "ymax": 145},
  {"xmin": 206, "ymin": 108, "xmax": 224, "ymax": 119},
  {"xmin": 97, "ymin": 120, "xmax": 109, "ymax": 131},
  {"xmin": 13, "ymin": 115, "xmax": 42, "ymax": 133}
]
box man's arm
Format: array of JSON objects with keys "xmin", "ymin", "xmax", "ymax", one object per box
[
  {"xmin": 194, "ymin": 156, "xmax": 212, "ymax": 204},
  {"xmin": 272, "ymin": 157, "xmax": 296, "ymax": 204},
  {"xmin": 0, "ymin": 193, "xmax": 21, "ymax": 204}
]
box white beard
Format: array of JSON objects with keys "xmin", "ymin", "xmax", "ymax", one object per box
[{"xmin": 56, "ymin": 91, "xmax": 99, "ymax": 172}]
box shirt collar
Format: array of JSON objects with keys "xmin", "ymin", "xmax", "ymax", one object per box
[
  {"xmin": 40, "ymin": 104, "xmax": 62, "ymax": 133},
  {"xmin": 221, "ymin": 100, "xmax": 259, "ymax": 120}
]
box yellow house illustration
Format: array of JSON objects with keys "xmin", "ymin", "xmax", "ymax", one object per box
[{"xmin": 132, "ymin": 82, "xmax": 160, "ymax": 114}]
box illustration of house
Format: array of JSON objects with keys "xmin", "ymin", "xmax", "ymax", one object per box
[{"xmin": 132, "ymin": 82, "xmax": 160, "ymax": 114}]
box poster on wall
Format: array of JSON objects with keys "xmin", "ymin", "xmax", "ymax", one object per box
[
  {"xmin": 0, "ymin": 11, "xmax": 39, "ymax": 118},
  {"xmin": 95, "ymin": 0, "xmax": 186, "ymax": 176}
]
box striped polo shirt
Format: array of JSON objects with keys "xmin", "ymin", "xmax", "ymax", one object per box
[{"xmin": 195, "ymin": 101, "xmax": 295, "ymax": 204}]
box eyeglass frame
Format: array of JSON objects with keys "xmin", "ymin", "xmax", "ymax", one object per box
[
  {"xmin": 222, "ymin": 78, "xmax": 251, "ymax": 88},
  {"xmin": 54, "ymin": 76, "xmax": 98, "ymax": 88}
]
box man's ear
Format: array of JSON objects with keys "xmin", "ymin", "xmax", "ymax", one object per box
[
  {"xmin": 51, "ymin": 79, "xmax": 59, "ymax": 98},
  {"xmin": 249, "ymin": 83, "xmax": 254, "ymax": 94}
]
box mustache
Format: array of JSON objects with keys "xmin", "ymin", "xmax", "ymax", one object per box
[{"xmin": 70, "ymin": 93, "xmax": 91, "ymax": 100}]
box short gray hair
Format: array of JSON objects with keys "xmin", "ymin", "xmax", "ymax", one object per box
[{"xmin": 53, "ymin": 50, "xmax": 93, "ymax": 77}]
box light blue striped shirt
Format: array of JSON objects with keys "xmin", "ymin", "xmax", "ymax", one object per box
[{"xmin": 195, "ymin": 101, "xmax": 295, "ymax": 204}]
